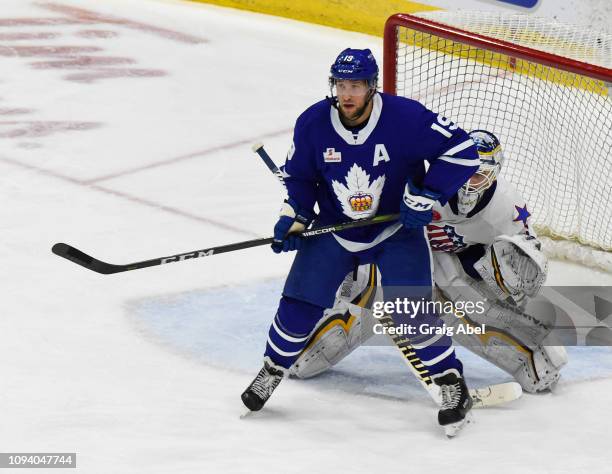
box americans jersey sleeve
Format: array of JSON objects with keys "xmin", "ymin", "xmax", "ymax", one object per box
[{"xmin": 416, "ymin": 107, "xmax": 480, "ymax": 204}]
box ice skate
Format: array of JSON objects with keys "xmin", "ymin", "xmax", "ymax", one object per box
[
  {"xmin": 434, "ymin": 370, "xmax": 473, "ymax": 438},
  {"xmin": 241, "ymin": 358, "xmax": 286, "ymax": 411}
]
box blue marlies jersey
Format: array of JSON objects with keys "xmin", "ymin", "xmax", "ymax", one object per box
[{"xmin": 282, "ymin": 92, "xmax": 479, "ymax": 247}]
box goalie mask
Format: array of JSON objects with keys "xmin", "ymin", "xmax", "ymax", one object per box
[{"xmin": 457, "ymin": 130, "xmax": 505, "ymax": 215}]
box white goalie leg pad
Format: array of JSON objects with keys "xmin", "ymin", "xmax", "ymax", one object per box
[
  {"xmin": 434, "ymin": 252, "xmax": 566, "ymax": 393},
  {"xmin": 525, "ymin": 344, "xmax": 567, "ymax": 392},
  {"xmin": 290, "ymin": 328, "xmax": 348, "ymax": 380},
  {"xmin": 289, "ymin": 310, "xmax": 374, "ymax": 379},
  {"xmin": 474, "ymin": 234, "xmax": 548, "ymax": 305},
  {"xmin": 290, "ymin": 265, "xmax": 379, "ymax": 379}
]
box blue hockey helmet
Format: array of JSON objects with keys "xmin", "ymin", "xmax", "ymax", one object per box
[
  {"xmin": 457, "ymin": 130, "xmax": 505, "ymax": 215},
  {"xmin": 329, "ymin": 48, "xmax": 379, "ymax": 88}
]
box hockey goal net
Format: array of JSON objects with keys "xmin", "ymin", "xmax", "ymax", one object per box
[{"xmin": 384, "ymin": 12, "xmax": 612, "ymax": 270}]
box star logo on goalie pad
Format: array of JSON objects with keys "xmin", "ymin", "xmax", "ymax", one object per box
[
  {"xmin": 513, "ymin": 204, "xmax": 531, "ymax": 226},
  {"xmin": 332, "ymin": 164, "xmax": 385, "ymax": 219}
]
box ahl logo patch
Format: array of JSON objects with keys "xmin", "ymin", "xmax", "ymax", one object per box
[{"xmin": 324, "ymin": 147, "xmax": 342, "ymax": 163}]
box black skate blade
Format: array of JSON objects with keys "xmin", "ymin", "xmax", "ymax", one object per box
[{"xmin": 444, "ymin": 411, "xmax": 474, "ymax": 438}]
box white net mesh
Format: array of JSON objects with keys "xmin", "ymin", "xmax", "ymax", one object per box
[
  {"xmin": 415, "ymin": 11, "xmax": 612, "ymax": 69},
  {"xmin": 391, "ymin": 12, "xmax": 612, "ymax": 256}
]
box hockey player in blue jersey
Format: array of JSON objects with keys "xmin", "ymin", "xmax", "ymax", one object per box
[{"xmin": 241, "ymin": 48, "xmax": 480, "ymax": 435}]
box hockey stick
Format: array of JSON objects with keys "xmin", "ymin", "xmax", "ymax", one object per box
[
  {"xmin": 51, "ymin": 213, "xmax": 399, "ymax": 274},
  {"xmin": 252, "ymin": 142, "xmax": 285, "ymax": 187},
  {"xmin": 379, "ymin": 313, "xmax": 522, "ymax": 408},
  {"xmin": 53, "ymin": 143, "xmax": 398, "ymax": 274}
]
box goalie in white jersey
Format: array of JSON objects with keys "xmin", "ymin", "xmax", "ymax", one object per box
[{"xmin": 291, "ymin": 130, "xmax": 567, "ymax": 393}]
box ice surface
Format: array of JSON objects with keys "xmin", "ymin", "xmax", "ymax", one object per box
[{"xmin": 1, "ymin": 1, "xmax": 611, "ymax": 473}]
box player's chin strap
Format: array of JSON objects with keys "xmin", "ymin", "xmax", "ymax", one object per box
[
  {"xmin": 325, "ymin": 95, "xmax": 339, "ymax": 109},
  {"xmin": 326, "ymin": 77, "xmax": 338, "ymax": 109}
]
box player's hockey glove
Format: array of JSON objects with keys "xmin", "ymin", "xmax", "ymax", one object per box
[
  {"xmin": 271, "ymin": 198, "xmax": 314, "ymax": 253},
  {"xmin": 400, "ymin": 179, "xmax": 440, "ymax": 229}
]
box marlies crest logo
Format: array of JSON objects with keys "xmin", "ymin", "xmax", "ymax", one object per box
[
  {"xmin": 323, "ymin": 147, "xmax": 342, "ymax": 162},
  {"xmin": 332, "ymin": 163, "xmax": 385, "ymax": 219}
]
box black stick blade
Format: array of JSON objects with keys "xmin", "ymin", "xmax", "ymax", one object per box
[{"xmin": 52, "ymin": 243, "xmax": 121, "ymax": 274}]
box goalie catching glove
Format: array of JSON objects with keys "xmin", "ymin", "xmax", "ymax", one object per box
[
  {"xmin": 271, "ymin": 198, "xmax": 314, "ymax": 253},
  {"xmin": 474, "ymin": 234, "xmax": 548, "ymax": 305}
]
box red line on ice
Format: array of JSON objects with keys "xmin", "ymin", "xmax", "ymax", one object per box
[
  {"xmin": 0, "ymin": 18, "xmax": 87, "ymax": 26},
  {"xmin": 85, "ymin": 128, "xmax": 294, "ymax": 184},
  {"xmin": 0, "ymin": 45, "xmax": 102, "ymax": 57},
  {"xmin": 89, "ymin": 185, "xmax": 260, "ymax": 237},
  {"xmin": 0, "ymin": 108, "xmax": 35, "ymax": 116},
  {"xmin": 0, "ymin": 32, "xmax": 60, "ymax": 40},
  {"xmin": 37, "ymin": 2, "xmax": 208, "ymax": 44},
  {"xmin": 75, "ymin": 30, "xmax": 119, "ymax": 39},
  {"xmin": 0, "ymin": 155, "xmax": 258, "ymax": 237},
  {"xmin": 31, "ymin": 56, "xmax": 136, "ymax": 69},
  {"xmin": 0, "ymin": 121, "xmax": 101, "ymax": 138},
  {"xmin": 64, "ymin": 68, "xmax": 167, "ymax": 83}
]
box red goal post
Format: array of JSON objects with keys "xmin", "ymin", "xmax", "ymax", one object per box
[
  {"xmin": 383, "ymin": 13, "xmax": 612, "ymax": 92},
  {"xmin": 383, "ymin": 12, "xmax": 612, "ymax": 270}
]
